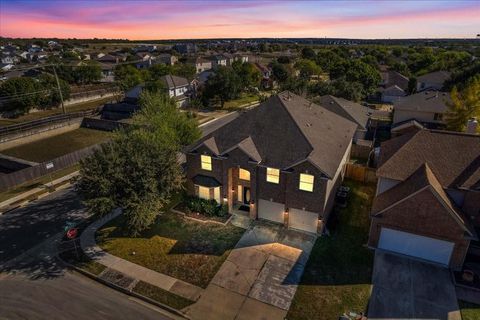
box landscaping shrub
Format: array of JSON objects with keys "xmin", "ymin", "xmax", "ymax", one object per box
[{"xmin": 184, "ymin": 195, "xmax": 227, "ymax": 217}]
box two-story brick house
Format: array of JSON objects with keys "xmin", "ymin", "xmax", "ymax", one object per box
[
  {"xmin": 368, "ymin": 129, "xmax": 479, "ymax": 269},
  {"xmin": 185, "ymin": 92, "xmax": 357, "ymax": 234}
]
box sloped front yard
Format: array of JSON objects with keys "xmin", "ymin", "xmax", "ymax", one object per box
[
  {"xmin": 287, "ymin": 180, "xmax": 375, "ymax": 320},
  {"xmin": 96, "ymin": 212, "xmax": 245, "ymax": 288}
]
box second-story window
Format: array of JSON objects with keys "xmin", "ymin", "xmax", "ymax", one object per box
[
  {"xmin": 201, "ymin": 155, "xmax": 212, "ymax": 171},
  {"xmin": 266, "ymin": 167, "xmax": 280, "ymax": 184},
  {"xmin": 299, "ymin": 173, "xmax": 314, "ymax": 192}
]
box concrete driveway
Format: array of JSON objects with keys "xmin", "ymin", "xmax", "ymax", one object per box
[
  {"xmin": 369, "ymin": 251, "xmax": 461, "ymax": 320},
  {"xmin": 185, "ymin": 222, "xmax": 315, "ymax": 320}
]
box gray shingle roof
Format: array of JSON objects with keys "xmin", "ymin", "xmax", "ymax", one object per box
[
  {"xmin": 394, "ymin": 91, "xmax": 451, "ymax": 113},
  {"xmin": 317, "ymin": 95, "xmax": 370, "ymax": 130},
  {"xmin": 378, "ymin": 129, "xmax": 480, "ymax": 190},
  {"xmin": 417, "ymin": 70, "xmax": 451, "ymax": 85},
  {"xmin": 160, "ymin": 75, "xmax": 189, "ymax": 89},
  {"xmin": 188, "ymin": 92, "xmax": 357, "ymax": 178}
]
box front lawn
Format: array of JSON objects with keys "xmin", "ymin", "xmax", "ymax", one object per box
[
  {"xmin": 288, "ymin": 180, "xmax": 375, "ymax": 320},
  {"xmin": 2, "ymin": 128, "xmax": 112, "ymax": 162},
  {"xmin": 223, "ymin": 94, "xmax": 259, "ymax": 110},
  {"xmin": 459, "ymin": 300, "xmax": 480, "ymax": 320},
  {"xmin": 96, "ymin": 212, "xmax": 244, "ymax": 288}
]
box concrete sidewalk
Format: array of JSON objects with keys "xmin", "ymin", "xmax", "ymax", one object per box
[{"xmin": 80, "ymin": 209, "xmax": 203, "ymax": 302}]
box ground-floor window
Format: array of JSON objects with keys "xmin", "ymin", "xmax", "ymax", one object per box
[{"xmin": 196, "ymin": 185, "xmax": 221, "ymax": 203}]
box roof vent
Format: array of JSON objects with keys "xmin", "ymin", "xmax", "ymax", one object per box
[{"xmin": 305, "ymin": 123, "xmax": 312, "ymax": 127}]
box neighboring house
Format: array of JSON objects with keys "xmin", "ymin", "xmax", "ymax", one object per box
[
  {"xmin": 210, "ymin": 55, "xmax": 227, "ymax": 69},
  {"xmin": 98, "ymin": 63, "xmax": 115, "ymax": 82},
  {"xmin": 317, "ymin": 95, "xmax": 372, "ymax": 143},
  {"xmin": 380, "ymin": 85, "xmax": 407, "ymax": 103},
  {"xmin": 369, "ymin": 129, "xmax": 480, "ymax": 269},
  {"xmin": 393, "ymin": 91, "xmax": 451, "ymax": 126},
  {"xmin": 160, "ymin": 75, "xmax": 190, "ymax": 107},
  {"xmin": 101, "ymin": 102, "xmax": 140, "ymax": 121},
  {"xmin": 97, "ymin": 54, "xmax": 119, "ymax": 64},
  {"xmin": 184, "ymin": 91, "xmax": 357, "ymax": 234},
  {"xmin": 1, "ymin": 53, "xmax": 19, "ymax": 64},
  {"xmin": 136, "ymin": 52, "xmax": 151, "ymax": 61},
  {"xmin": 380, "ymin": 70, "xmax": 409, "ymax": 91},
  {"xmin": 195, "ymin": 57, "xmax": 213, "ymax": 73},
  {"xmin": 174, "ymin": 43, "xmax": 197, "ymax": 54},
  {"xmin": 0, "ymin": 63, "xmax": 14, "ymax": 71},
  {"xmin": 27, "ymin": 51, "xmax": 48, "ymax": 62},
  {"xmin": 254, "ymin": 63, "xmax": 272, "ymax": 88},
  {"xmin": 157, "ymin": 54, "xmax": 178, "ymax": 66},
  {"xmin": 416, "ymin": 70, "xmax": 451, "ymax": 92}
]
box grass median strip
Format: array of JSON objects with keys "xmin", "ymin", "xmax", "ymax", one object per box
[
  {"xmin": 287, "ymin": 180, "xmax": 375, "ymax": 320},
  {"xmin": 133, "ymin": 281, "xmax": 194, "ymax": 310}
]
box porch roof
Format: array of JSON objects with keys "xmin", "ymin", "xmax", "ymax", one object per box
[{"xmin": 192, "ymin": 175, "xmax": 222, "ymax": 188}]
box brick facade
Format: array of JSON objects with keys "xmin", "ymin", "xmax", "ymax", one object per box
[
  {"xmin": 186, "ymin": 148, "xmax": 344, "ymax": 226},
  {"xmin": 368, "ymin": 188, "xmax": 470, "ymax": 269}
]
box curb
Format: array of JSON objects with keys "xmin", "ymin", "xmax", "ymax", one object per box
[
  {"xmin": 56, "ymin": 253, "xmax": 190, "ymax": 320},
  {"xmin": 0, "ymin": 180, "xmax": 75, "ymax": 215}
]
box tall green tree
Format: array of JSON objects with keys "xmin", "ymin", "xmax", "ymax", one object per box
[
  {"xmin": 114, "ymin": 65, "xmax": 144, "ymax": 91},
  {"xmin": 77, "ymin": 92, "xmax": 200, "ymax": 236},
  {"xmin": 203, "ymin": 66, "xmax": 242, "ymax": 108},
  {"xmin": 445, "ymin": 77, "xmax": 480, "ymax": 133}
]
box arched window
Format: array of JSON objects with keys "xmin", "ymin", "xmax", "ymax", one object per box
[{"xmin": 239, "ymin": 168, "xmax": 250, "ymax": 181}]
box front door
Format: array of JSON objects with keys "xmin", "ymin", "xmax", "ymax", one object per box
[{"xmin": 243, "ymin": 187, "xmax": 251, "ymax": 204}]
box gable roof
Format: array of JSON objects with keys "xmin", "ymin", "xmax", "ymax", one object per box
[
  {"xmin": 160, "ymin": 75, "xmax": 189, "ymax": 89},
  {"xmin": 381, "ymin": 70, "xmax": 409, "ymax": 90},
  {"xmin": 394, "ymin": 91, "xmax": 451, "ymax": 114},
  {"xmin": 378, "ymin": 129, "xmax": 480, "ymax": 190},
  {"xmin": 317, "ymin": 95, "xmax": 370, "ymax": 130},
  {"xmin": 417, "ymin": 70, "xmax": 451, "ymax": 85},
  {"xmin": 373, "ymin": 163, "xmax": 476, "ymax": 238},
  {"xmin": 188, "ymin": 92, "xmax": 357, "ymax": 178},
  {"xmin": 381, "ymin": 85, "xmax": 406, "ymax": 97}
]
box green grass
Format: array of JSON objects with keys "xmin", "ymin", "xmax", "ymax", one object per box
[
  {"xmin": 287, "ymin": 180, "xmax": 375, "ymax": 320},
  {"xmin": 0, "ymin": 164, "xmax": 79, "ymax": 203},
  {"xmin": 2, "ymin": 128, "xmax": 112, "ymax": 162},
  {"xmin": 224, "ymin": 94, "xmax": 259, "ymax": 110},
  {"xmin": 459, "ymin": 301, "xmax": 480, "ymax": 320},
  {"xmin": 133, "ymin": 281, "xmax": 194, "ymax": 310},
  {"xmin": 0, "ymin": 96, "xmax": 118, "ymax": 126},
  {"xmin": 96, "ymin": 212, "xmax": 244, "ymax": 288}
]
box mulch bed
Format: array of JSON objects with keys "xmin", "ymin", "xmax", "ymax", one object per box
[{"xmin": 173, "ymin": 203, "xmax": 231, "ymax": 224}]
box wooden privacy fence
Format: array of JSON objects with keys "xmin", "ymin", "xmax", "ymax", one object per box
[
  {"xmin": 0, "ymin": 144, "xmax": 100, "ymax": 192},
  {"xmin": 345, "ymin": 163, "xmax": 377, "ymax": 184}
]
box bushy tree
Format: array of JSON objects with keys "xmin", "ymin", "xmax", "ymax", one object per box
[
  {"xmin": 0, "ymin": 75, "xmax": 70, "ymax": 115},
  {"xmin": 0, "ymin": 77, "xmax": 42, "ymax": 113},
  {"xmin": 203, "ymin": 66, "xmax": 242, "ymax": 108},
  {"xmin": 232, "ymin": 61, "xmax": 261, "ymax": 89},
  {"xmin": 77, "ymin": 92, "xmax": 200, "ymax": 236},
  {"xmin": 301, "ymin": 47, "xmax": 316, "ymax": 60},
  {"xmin": 295, "ymin": 59, "xmax": 322, "ymax": 80},
  {"xmin": 115, "ymin": 65, "xmax": 144, "ymax": 91},
  {"xmin": 271, "ymin": 62, "xmax": 290, "ymax": 83},
  {"xmin": 445, "ymin": 77, "xmax": 480, "ymax": 133}
]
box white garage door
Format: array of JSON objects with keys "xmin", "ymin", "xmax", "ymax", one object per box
[
  {"xmin": 378, "ymin": 228, "xmax": 454, "ymax": 265},
  {"xmin": 258, "ymin": 199, "xmax": 284, "ymax": 224},
  {"xmin": 289, "ymin": 208, "xmax": 318, "ymax": 234}
]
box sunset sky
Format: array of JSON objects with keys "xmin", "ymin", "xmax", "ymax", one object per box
[{"xmin": 0, "ymin": 0, "xmax": 479, "ymax": 40}]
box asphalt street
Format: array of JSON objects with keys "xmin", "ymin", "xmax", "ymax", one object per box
[{"xmin": 0, "ymin": 187, "xmax": 174, "ymax": 320}]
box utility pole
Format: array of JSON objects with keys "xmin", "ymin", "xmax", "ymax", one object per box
[{"xmin": 52, "ymin": 65, "xmax": 66, "ymax": 114}]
